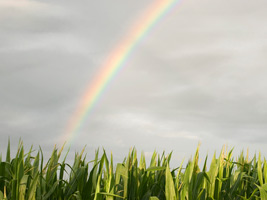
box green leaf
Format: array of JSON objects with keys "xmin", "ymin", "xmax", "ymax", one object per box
[
  {"xmin": 165, "ymin": 164, "xmax": 176, "ymax": 200},
  {"xmin": 98, "ymin": 192, "xmax": 124, "ymax": 199},
  {"xmin": 149, "ymin": 197, "xmax": 159, "ymax": 200},
  {"xmin": 257, "ymin": 183, "xmax": 267, "ymax": 199},
  {"xmin": 258, "ymin": 152, "xmax": 263, "ymax": 186},
  {"xmin": 19, "ymin": 175, "xmax": 28, "ymax": 200},
  {"xmin": 6, "ymin": 139, "xmax": 10, "ymax": 163},
  {"xmin": 146, "ymin": 166, "xmax": 166, "ymax": 172}
]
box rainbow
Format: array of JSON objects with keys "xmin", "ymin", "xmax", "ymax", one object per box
[{"xmin": 61, "ymin": 0, "xmax": 182, "ymax": 144}]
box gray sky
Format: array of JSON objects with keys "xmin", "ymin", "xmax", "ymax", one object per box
[{"xmin": 1, "ymin": 0, "xmax": 267, "ymax": 164}]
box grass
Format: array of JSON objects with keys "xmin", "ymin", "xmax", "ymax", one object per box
[{"xmin": 0, "ymin": 140, "xmax": 267, "ymax": 199}]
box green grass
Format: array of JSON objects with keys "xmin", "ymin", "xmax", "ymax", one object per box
[{"xmin": 0, "ymin": 140, "xmax": 266, "ymax": 200}]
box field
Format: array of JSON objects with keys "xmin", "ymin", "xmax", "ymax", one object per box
[{"xmin": 0, "ymin": 141, "xmax": 267, "ymax": 200}]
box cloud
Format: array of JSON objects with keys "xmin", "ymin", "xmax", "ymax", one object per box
[
  {"xmin": 158, "ymin": 132, "xmax": 200, "ymax": 140},
  {"xmin": 0, "ymin": 0, "xmax": 47, "ymax": 9},
  {"xmin": 1, "ymin": 0, "xmax": 267, "ymax": 161}
]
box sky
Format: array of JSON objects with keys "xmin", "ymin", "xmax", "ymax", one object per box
[{"xmin": 1, "ymin": 0, "xmax": 267, "ymax": 165}]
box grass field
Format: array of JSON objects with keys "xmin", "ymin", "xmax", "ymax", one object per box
[{"xmin": 0, "ymin": 140, "xmax": 267, "ymax": 200}]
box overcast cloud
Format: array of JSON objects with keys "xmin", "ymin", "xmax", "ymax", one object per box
[{"xmin": 1, "ymin": 0, "xmax": 267, "ymax": 164}]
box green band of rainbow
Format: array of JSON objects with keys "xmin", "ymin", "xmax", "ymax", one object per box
[{"xmin": 61, "ymin": 0, "xmax": 182, "ymax": 144}]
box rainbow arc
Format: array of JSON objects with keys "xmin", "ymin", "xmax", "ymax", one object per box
[{"xmin": 61, "ymin": 0, "xmax": 182, "ymax": 144}]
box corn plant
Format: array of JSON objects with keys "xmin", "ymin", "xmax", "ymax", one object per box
[{"xmin": 0, "ymin": 140, "xmax": 267, "ymax": 200}]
